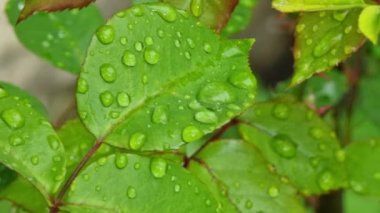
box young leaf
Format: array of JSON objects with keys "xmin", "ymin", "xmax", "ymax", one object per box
[
  {"xmin": 0, "ymin": 89, "xmax": 66, "ymax": 197},
  {"xmin": 273, "ymin": 0, "xmax": 369, "ymax": 12},
  {"xmin": 239, "ymin": 101, "xmax": 347, "ymax": 195},
  {"xmin": 189, "ymin": 140, "xmax": 306, "ymax": 213},
  {"xmin": 292, "ymin": 9, "xmax": 365, "ymax": 85},
  {"xmin": 0, "ymin": 177, "xmax": 49, "ymax": 212},
  {"xmin": 346, "ymin": 139, "xmax": 380, "ymax": 197},
  {"xmin": 63, "ymin": 154, "xmax": 220, "ymax": 212},
  {"xmin": 222, "ymin": 0, "xmax": 257, "ymax": 36},
  {"xmin": 6, "ymin": 0, "xmax": 104, "ymax": 74},
  {"xmin": 77, "ymin": 3, "xmax": 257, "ymax": 151},
  {"xmin": 18, "ymin": 0, "xmax": 95, "ymax": 22},
  {"xmin": 359, "ymin": 6, "xmax": 380, "ymax": 44}
]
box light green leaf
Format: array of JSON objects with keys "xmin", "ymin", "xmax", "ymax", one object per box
[
  {"xmin": 77, "ymin": 3, "xmax": 257, "ymax": 151},
  {"xmin": 0, "ymin": 89, "xmax": 66, "ymax": 198},
  {"xmin": 0, "ymin": 177, "xmax": 48, "ymax": 213},
  {"xmin": 344, "ymin": 190, "xmax": 380, "ymax": 213},
  {"xmin": 346, "ymin": 139, "xmax": 380, "ymax": 196},
  {"xmin": 239, "ymin": 101, "xmax": 347, "ymax": 195},
  {"xmin": 222, "ymin": 0, "xmax": 257, "ymax": 36},
  {"xmin": 359, "ymin": 6, "xmax": 380, "ymax": 44},
  {"xmin": 5, "ymin": 0, "xmax": 104, "ymax": 73},
  {"xmin": 273, "ymin": 0, "xmax": 369, "ymax": 12},
  {"xmin": 63, "ymin": 154, "xmax": 220, "ymax": 212},
  {"xmin": 189, "ymin": 140, "xmax": 306, "ymax": 213},
  {"xmin": 292, "ymin": 9, "xmax": 365, "ymax": 85},
  {"xmin": 0, "ymin": 82, "xmax": 48, "ymax": 118}
]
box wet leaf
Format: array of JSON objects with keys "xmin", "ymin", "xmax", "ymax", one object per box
[
  {"xmin": 239, "ymin": 100, "xmax": 347, "ymax": 195},
  {"xmin": 77, "ymin": 3, "xmax": 257, "ymax": 151},
  {"xmin": 359, "ymin": 6, "xmax": 380, "ymax": 44},
  {"xmin": 273, "ymin": 0, "xmax": 370, "ymax": 12},
  {"xmin": 222, "ymin": 0, "xmax": 257, "ymax": 36}
]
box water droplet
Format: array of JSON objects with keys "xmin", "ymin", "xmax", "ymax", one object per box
[
  {"xmin": 188, "ymin": 100, "xmax": 202, "ymax": 110},
  {"xmin": 95, "ymin": 185, "xmax": 101, "ymax": 192},
  {"xmin": 152, "ymin": 106, "xmax": 168, "ymax": 124},
  {"xmin": 117, "ymin": 92, "xmax": 130, "ymax": 107},
  {"xmin": 31, "ymin": 155, "xmax": 39, "ymax": 165},
  {"xmin": 195, "ymin": 110, "xmax": 217, "ymax": 124},
  {"xmin": 157, "ymin": 29, "xmax": 165, "ymax": 38},
  {"xmin": 229, "ymin": 72, "xmax": 256, "ymax": 89},
  {"xmin": 174, "ymin": 39, "xmax": 181, "ymax": 48},
  {"xmin": 120, "ymin": 37, "xmax": 128, "ymax": 45},
  {"xmin": 313, "ymin": 31, "xmax": 343, "ymax": 57},
  {"xmin": 296, "ymin": 24, "xmax": 305, "ymax": 33},
  {"xmin": 150, "ymin": 157, "xmax": 168, "ymax": 178},
  {"xmin": 115, "ymin": 154, "xmax": 128, "ymax": 169},
  {"xmin": 271, "ymin": 134, "xmax": 297, "ymax": 159},
  {"xmin": 268, "ymin": 186, "xmax": 279, "ymax": 198},
  {"xmin": 97, "ymin": 157, "xmax": 107, "ymax": 166},
  {"xmin": 185, "ymin": 51, "xmax": 191, "ymax": 60},
  {"xmin": 203, "ymin": 43, "xmax": 212, "ymax": 53},
  {"xmin": 129, "ymin": 132, "xmax": 146, "ymax": 150},
  {"xmin": 309, "ymin": 127, "xmax": 324, "ymax": 140},
  {"xmin": 116, "ymin": 11, "xmax": 126, "ymax": 18},
  {"xmin": 145, "ymin": 36, "xmax": 154, "ymax": 46},
  {"xmin": 77, "ymin": 79, "xmax": 88, "ymax": 94},
  {"xmin": 100, "ymin": 64, "xmax": 117, "ymax": 83},
  {"xmin": 245, "ymin": 200, "xmax": 253, "ymax": 209},
  {"xmin": 1, "ymin": 109, "xmax": 25, "ymax": 129},
  {"xmin": 144, "ymin": 49, "xmax": 160, "ymax": 65},
  {"xmin": 47, "ymin": 135, "xmax": 60, "ymax": 150},
  {"xmin": 99, "ymin": 91, "xmax": 114, "ymax": 107},
  {"xmin": 134, "ymin": 42, "xmax": 143, "ymax": 51},
  {"xmin": 198, "ymin": 82, "xmax": 235, "ymax": 104},
  {"xmin": 150, "ymin": 4, "xmax": 177, "ymax": 22},
  {"xmin": 96, "ymin": 25, "xmax": 115, "ymax": 45},
  {"xmin": 318, "ymin": 170, "xmax": 334, "ymax": 191},
  {"xmin": 174, "ymin": 184, "xmax": 181, "ymax": 192},
  {"xmin": 333, "ymin": 10, "xmax": 349, "ymax": 21},
  {"xmin": 182, "ymin": 126, "xmax": 203, "ymax": 142},
  {"xmin": 134, "ymin": 162, "xmax": 141, "ymax": 170},
  {"xmin": 131, "ymin": 5, "xmax": 144, "ymax": 16},
  {"xmin": 272, "ymin": 104, "xmax": 290, "ymax": 120},
  {"xmin": 186, "ymin": 38, "xmax": 195, "ymax": 48},
  {"xmin": 191, "ymin": 0, "xmax": 203, "ymax": 17},
  {"xmin": 122, "ymin": 51, "xmax": 137, "ymax": 67},
  {"xmin": 127, "ymin": 186, "xmax": 137, "ymax": 199},
  {"xmin": 9, "ymin": 135, "xmax": 25, "ymax": 146},
  {"xmin": 0, "ymin": 88, "xmax": 8, "ymax": 98}
]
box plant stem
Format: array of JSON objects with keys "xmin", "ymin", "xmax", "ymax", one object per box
[{"xmin": 50, "ymin": 139, "xmax": 103, "ymax": 213}]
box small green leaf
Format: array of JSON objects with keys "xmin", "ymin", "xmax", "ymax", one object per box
[
  {"xmin": 189, "ymin": 140, "xmax": 306, "ymax": 213},
  {"xmin": 77, "ymin": 3, "xmax": 256, "ymax": 151},
  {"xmin": 0, "ymin": 177, "xmax": 48, "ymax": 212},
  {"xmin": 0, "ymin": 82, "xmax": 48, "ymax": 118},
  {"xmin": 17, "ymin": 0, "xmax": 95, "ymax": 22},
  {"xmin": 5, "ymin": 0, "xmax": 104, "ymax": 73},
  {"xmin": 359, "ymin": 6, "xmax": 380, "ymax": 44},
  {"xmin": 63, "ymin": 154, "xmax": 220, "ymax": 212},
  {"xmin": 239, "ymin": 101, "xmax": 347, "ymax": 195},
  {"xmin": 292, "ymin": 9, "xmax": 365, "ymax": 85},
  {"xmin": 0, "ymin": 90, "xmax": 66, "ymax": 197},
  {"xmin": 346, "ymin": 139, "xmax": 380, "ymax": 196},
  {"xmin": 222, "ymin": 0, "xmax": 257, "ymax": 36},
  {"xmin": 273, "ymin": 0, "xmax": 369, "ymax": 12}
]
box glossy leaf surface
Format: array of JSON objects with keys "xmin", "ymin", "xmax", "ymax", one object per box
[
  {"xmin": 359, "ymin": 6, "xmax": 380, "ymax": 44},
  {"xmin": 273, "ymin": 0, "xmax": 369, "ymax": 12}
]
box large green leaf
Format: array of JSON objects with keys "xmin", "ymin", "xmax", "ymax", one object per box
[
  {"xmin": 239, "ymin": 101, "xmax": 347, "ymax": 195},
  {"xmin": 189, "ymin": 140, "xmax": 306, "ymax": 213},
  {"xmin": 222, "ymin": 0, "xmax": 257, "ymax": 36},
  {"xmin": 6, "ymin": 0, "xmax": 104, "ymax": 74},
  {"xmin": 292, "ymin": 9, "xmax": 365, "ymax": 85},
  {"xmin": 346, "ymin": 139, "xmax": 380, "ymax": 197},
  {"xmin": 0, "ymin": 177, "xmax": 48, "ymax": 213},
  {"xmin": 77, "ymin": 3, "xmax": 257, "ymax": 151},
  {"xmin": 273, "ymin": 0, "xmax": 369, "ymax": 12},
  {"xmin": 359, "ymin": 6, "xmax": 380, "ymax": 44},
  {"xmin": 0, "ymin": 88, "xmax": 66, "ymax": 198},
  {"xmin": 344, "ymin": 190, "xmax": 380, "ymax": 213},
  {"xmin": 63, "ymin": 154, "xmax": 220, "ymax": 212}
]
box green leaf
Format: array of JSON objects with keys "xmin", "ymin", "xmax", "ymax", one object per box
[
  {"xmin": 0, "ymin": 82, "xmax": 48, "ymax": 118},
  {"xmin": 239, "ymin": 101, "xmax": 347, "ymax": 195},
  {"xmin": 17, "ymin": 0, "xmax": 95, "ymax": 22},
  {"xmin": 344, "ymin": 190, "xmax": 380, "ymax": 213},
  {"xmin": 359, "ymin": 6, "xmax": 380, "ymax": 44},
  {"xmin": 346, "ymin": 139, "xmax": 380, "ymax": 196},
  {"xmin": 5, "ymin": 0, "xmax": 104, "ymax": 73},
  {"xmin": 0, "ymin": 89, "xmax": 66, "ymax": 197},
  {"xmin": 272, "ymin": 0, "xmax": 369, "ymax": 12},
  {"xmin": 77, "ymin": 3, "xmax": 257, "ymax": 151},
  {"xmin": 57, "ymin": 119, "xmax": 113, "ymax": 175},
  {"xmin": 63, "ymin": 154, "xmax": 220, "ymax": 212},
  {"xmin": 292, "ymin": 9, "xmax": 365, "ymax": 85},
  {"xmin": 0, "ymin": 177, "xmax": 49, "ymax": 212},
  {"xmin": 189, "ymin": 140, "xmax": 306, "ymax": 213},
  {"xmin": 222, "ymin": 0, "xmax": 257, "ymax": 36}
]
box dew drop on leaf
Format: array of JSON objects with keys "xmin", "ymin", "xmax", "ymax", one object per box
[
  {"xmin": 122, "ymin": 51, "xmax": 137, "ymax": 67},
  {"xmin": 174, "ymin": 183, "xmax": 181, "ymax": 192},
  {"xmin": 127, "ymin": 186, "xmax": 137, "ymax": 199},
  {"xmin": 9, "ymin": 135, "xmax": 25, "ymax": 146},
  {"xmin": 100, "ymin": 64, "xmax": 117, "ymax": 83},
  {"xmin": 332, "ymin": 10, "xmax": 349, "ymax": 21},
  {"xmin": 272, "ymin": 104, "xmax": 290, "ymax": 120},
  {"xmin": 150, "ymin": 4, "xmax": 177, "ymax": 23},
  {"xmin": 96, "ymin": 25, "xmax": 115, "ymax": 45},
  {"xmin": 309, "ymin": 127, "xmax": 324, "ymax": 140},
  {"xmin": 267, "ymin": 186, "xmax": 279, "ymax": 198},
  {"xmin": 198, "ymin": 82, "xmax": 235, "ymax": 105},
  {"xmin": 31, "ymin": 155, "xmax": 40, "ymax": 166},
  {"xmin": 318, "ymin": 170, "xmax": 334, "ymax": 191},
  {"xmin": 129, "ymin": 132, "xmax": 146, "ymax": 150},
  {"xmin": 115, "ymin": 154, "xmax": 128, "ymax": 169},
  {"xmin": 144, "ymin": 48, "xmax": 160, "ymax": 65},
  {"xmin": 1, "ymin": 108, "xmax": 25, "ymax": 129},
  {"xmin": 229, "ymin": 72, "xmax": 256, "ymax": 89},
  {"xmin": 191, "ymin": 0, "xmax": 203, "ymax": 17},
  {"xmin": 144, "ymin": 36, "xmax": 154, "ymax": 46},
  {"xmin": 150, "ymin": 157, "xmax": 168, "ymax": 178},
  {"xmin": 195, "ymin": 110, "xmax": 217, "ymax": 124},
  {"xmin": 245, "ymin": 200, "xmax": 253, "ymax": 209},
  {"xmin": 270, "ymin": 134, "xmax": 297, "ymax": 159},
  {"xmin": 134, "ymin": 42, "xmax": 143, "ymax": 52},
  {"xmin": 47, "ymin": 135, "xmax": 60, "ymax": 150},
  {"xmin": 182, "ymin": 126, "xmax": 203, "ymax": 142},
  {"xmin": 77, "ymin": 79, "xmax": 89, "ymax": 94},
  {"xmin": 99, "ymin": 91, "xmax": 114, "ymax": 107},
  {"xmin": 203, "ymin": 43, "xmax": 212, "ymax": 53},
  {"xmin": 131, "ymin": 5, "xmax": 144, "ymax": 17},
  {"xmin": 152, "ymin": 106, "xmax": 168, "ymax": 124},
  {"xmin": 116, "ymin": 92, "xmax": 130, "ymax": 107}
]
